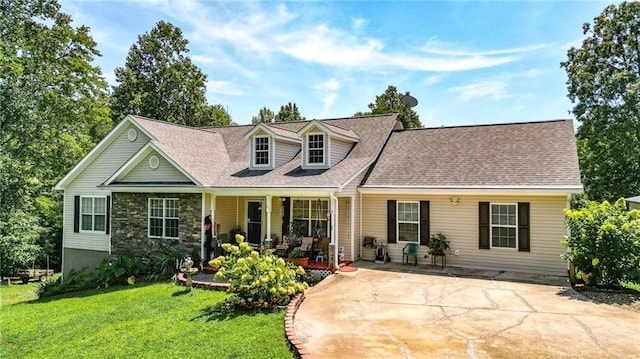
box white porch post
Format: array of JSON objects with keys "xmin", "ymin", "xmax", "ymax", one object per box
[
  {"xmin": 210, "ymin": 193, "xmax": 216, "ymax": 261},
  {"xmin": 331, "ymin": 193, "xmax": 339, "ymax": 267},
  {"xmin": 350, "ymin": 195, "xmax": 355, "ymax": 261},
  {"xmin": 201, "ymin": 193, "xmax": 206, "ymax": 262},
  {"xmin": 266, "ymin": 195, "xmax": 272, "ymax": 247}
]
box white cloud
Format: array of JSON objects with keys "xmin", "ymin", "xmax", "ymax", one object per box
[
  {"xmin": 323, "ymin": 78, "xmax": 341, "ymax": 91},
  {"xmin": 191, "ymin": 55, "xmax": 216, "ymax": 65},
  {"xmin": 206, "ymin": 80, "xmax": 244, "ymax": 96},
  {"xmin": 422, "ymin": 75, "xmax": 442, "ymax": 86},
  {"xmin": 450, "ymin": 80, "xmax": 509, "ymax": 101},
  {"xmin": 351, "ymin": 17, "xmax": 366, "ymax": 31}
]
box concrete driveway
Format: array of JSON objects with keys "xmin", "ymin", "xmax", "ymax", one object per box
[{"xmin": 294, "ymin": 263, "xmax": 640, "ymax": 358}]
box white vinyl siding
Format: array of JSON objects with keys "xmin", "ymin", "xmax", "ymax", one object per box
[
  {"xmin": 275, "ymin": 140, "xmax": 300, "ymax": 167},
  {"xmin": 148, "ymin": 198, "xmax": 179, "ymax": 239},
  {"xmin": 329, "ymin": 138, "xmax": 352, "ymax": 166},
  {"xmin": 80, "ymin": 196, "xmax": 106, "ymax": 232},
  {"xmin": 491, "ymin": 203, "xmax": 517, "ymax": 249},
  {"xmin": 120, "ymin": 153, "xmax": 192, "ymax": 183},
  {"xmin": 360, "ymin": 193, "xmax": 570, "ymax": 276},
  {"xmin": 64, "ymin": 123, "xmax": 149, "ymax": 251}
]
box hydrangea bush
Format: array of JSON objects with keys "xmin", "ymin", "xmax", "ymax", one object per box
[
  {"xmin": 562, "ymin": 198, "xmax": 640, "ymax": 287},
  {"xmin": 209, "ymin": 234, "xmax": 308, "ymax": 308}
]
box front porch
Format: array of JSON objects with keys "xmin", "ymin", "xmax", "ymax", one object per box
[{"xmin": 201, "ymin": 192, "xmax": 357, "ymax": 269}]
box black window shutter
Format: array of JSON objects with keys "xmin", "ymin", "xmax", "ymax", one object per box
[
  {"xmin": 74, "ymin": 196, "xmax": 80, "ymax": 233},
  {"xmin": 105, "ymin": 196, "xmax": 111, "ymax": 235},
  {"xmin": 479, "ymin": 202, "xmax": 490, "ymax": 249},
  {"xmin": 419, "ymin": 201, "xmax": 430, "ymax": 245},
  {"xmin": 387, "ymin": 200, "xmax": 397, "ymax": 243},
  {"xmin": 518, "ymin": 202, "xmax": 530, "ymax": 252}
]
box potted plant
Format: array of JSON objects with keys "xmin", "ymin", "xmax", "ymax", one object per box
[
  {"xmin": 426, "ymin": 233, "xmax": 450, "ymax": 255},
  {"xmin": 288, "ymin": 247, "xmax": 309, "ymax": 267}
]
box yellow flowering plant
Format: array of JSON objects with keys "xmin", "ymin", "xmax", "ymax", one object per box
[{"xmin": 209, "ymin": 234, "xmax": 308, "ymax": 308}]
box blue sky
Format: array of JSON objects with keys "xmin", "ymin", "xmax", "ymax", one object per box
[{"xmin": 62, "ymin": 1, "xmax": 613, "ymax": 127}]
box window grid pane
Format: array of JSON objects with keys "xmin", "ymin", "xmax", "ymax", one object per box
[
  {"xmin": 149, "ymin": 198, "xmax": 179, "ymax": 238},
  {"xmin": 308, "ymin": 134, "xmax": 324, "ymax": 164},
  {"xmin": 291, "ymin": 199, "xmax": 328, "ymax": 237},
  {"xmin": 255, "ymin": 137, "xmax": 269, "ymax": 165},
  {"xmin": 490, "ymin": 204, "xmax": 517, "ymax": 248}
]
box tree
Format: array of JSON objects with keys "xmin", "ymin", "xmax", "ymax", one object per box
[
  {"xmin": 355, "ymin": 85, "xmax": 422, "ymax": 128},
  {"xmin": 110, "ymin": 21, "xmax": 223, "ymax": 126},
  {"xmin": 252, "ymin": 106, "xmax": 276, "ymax": 124},
  {"xmin": 199, "ymin": 104, "xmax": 232, "ymax": 127},
  {"xmin": 0, "ymin": 0, "xmax": 112, "ymax": 273},
  {"xmin": 561, "ymin": 2, "xmax": 640, "ymax": 201},
  {"xmin": 275, "ymin": 102, "xmax": 306, "ymax": 122}
]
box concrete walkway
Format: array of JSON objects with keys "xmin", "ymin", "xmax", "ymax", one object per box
[{"xmin": 294, "ymin": 262, "xmax": 640, "ymax": 358}]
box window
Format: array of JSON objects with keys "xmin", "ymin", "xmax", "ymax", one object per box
[
  {"xmin": 397, "ymin": 201, "xmax": 419, "ymax": 242},
  {"xmin": 491, "ymin": 204, "xmax": 517, "ymax": 249},
  {"xmin": 307, "ymin": 133, "xmax": 324, "ymax": 164},
  {"xmin": 254, "ymin": 136, "xmax": 270, "ymax": 166},
  {"xmin": 291, "ymin": 199, "xmax": 329, "ymax": 237},
  {"xmin": 80, "ymin": 196, "xmax": 106, "ymax": 232},
  {"xmin": 149, "ymin": 198, "xmax": 179, "ymax": 238}
]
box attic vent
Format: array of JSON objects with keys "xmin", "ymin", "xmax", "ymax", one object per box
[
  {"xmin": 127, "ymin": 128, "xmax": 138, "ymax": 141},
  {"xmin": 149, "ymin": 155, "xmax": 159, "ymax": 169}
]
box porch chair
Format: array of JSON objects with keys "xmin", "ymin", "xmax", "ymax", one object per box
[
  {"xmin": 315, "ymin": 237, "xmax": 330, "ymax": 262},
  {"xmin": 274, "ymin": 236, "xmax": 289, "ymax": 257},
  {"xmin": 402, "ymin": 243, "xmax": 419, "ymax": 266},
  {"xmin": 300, "ymin": 237, "xmax": 314, "ymax": 257}
]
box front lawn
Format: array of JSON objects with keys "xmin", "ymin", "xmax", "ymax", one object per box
[{"xmin": 0, "ymin": 282, "xmax": 295, "ymax": 359}]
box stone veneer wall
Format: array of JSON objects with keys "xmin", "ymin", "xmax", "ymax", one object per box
[{"xmin": 111, "ymin": 192, "xmax": 202, "ymax": 260}]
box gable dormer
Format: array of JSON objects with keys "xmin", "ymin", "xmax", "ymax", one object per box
[
  {"xmin": 297, "ymin": 120, "xmax": 360, "ymax": 170},
  {"xmin": 244, "ymin": 123, "xmax": 301, "ymax": 170}
]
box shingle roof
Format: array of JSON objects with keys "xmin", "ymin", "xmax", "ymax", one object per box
[
  {"xmin": 130, "ymin": 114, "xmax": 398, "ymax": 188},
  {"xmin": 130, "ymin": 115, "xmax": 230, "ymax": 186},
  {"xmin": 362, "ymin": 119, "xmax": 583, "ymax": 189}
]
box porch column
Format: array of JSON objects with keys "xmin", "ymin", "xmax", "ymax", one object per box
[
  {"xmin": 330, "ymin": 193, "xmax": 339, "ymax": 267},
  {"xmin": 265, "ymin": 195, "xmax": 272, "ymax": 247},
  {"xmin": 201, "ymin": 193, "xmax": 206, "ymax": 263},
  {"xmin": 350, "ymin": 195, "xmax": 355, "ymax": 261},
  {"xmin": 210, "ymin": 193, "xmax": 216, "ymax": 261}
]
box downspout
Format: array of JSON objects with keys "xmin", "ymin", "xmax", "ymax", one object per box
[
  {"xmin": 330, "ymin": 192, "xmax": 339, "ymax": 267},
  {"xmin": 201, "ymin": 192, "xmax": 206, "ymax": 264}
]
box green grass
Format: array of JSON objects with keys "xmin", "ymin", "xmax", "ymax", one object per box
[{"xmin": 0, "ymin": 282, "xmax": 295, "ymax": 359}]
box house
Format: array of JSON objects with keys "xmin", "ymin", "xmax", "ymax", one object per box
[
  {"xmin": 55, "ymin": 114, "xmax": 583, "ymax": 277},
  {"xmin": 626, "ymin": 196, "xmax": 640, "ymax": 210}
]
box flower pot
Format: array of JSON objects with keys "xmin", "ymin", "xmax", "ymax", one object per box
[{"xmin": 290, "ymin": 257, "xmax": 309, "ymax": 267}]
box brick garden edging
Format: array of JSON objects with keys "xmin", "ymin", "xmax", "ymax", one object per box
[
  {"xmin": 177, "ymin": 273, "xmax": 312, "ymax": 358},
  {"xmin": 285, "ymin": 293, "xmax": 311, "ymax": 359}
]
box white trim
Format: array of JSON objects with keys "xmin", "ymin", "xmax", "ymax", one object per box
[
  {"xmin": 201, "ymin": 193, "xmax": 206, "ymax": 263},
  {"xmin": 290, "ymin": 198, "xmax": 330, "ymax": 237},
  {"xmin": 296, "ymin": 120, "xmax": 360, "ymax": 143},
  {"xmin": 396, "ymin": 201, "xmax": 420, "ymax": 243},
  {"xmin": 305, "ymin": 132, "xmax": 327, "ymax": 168},
  {"xmin": 489, "ymin": 202, "xmax": 518, "ymax": 250},
  {"xmin": 251, "ymin": 135, "xmax": 273, "ymax": 169},
  {"xmin": 79, "ymin": 195, "xmax": 108, "ymax": 233},
  {"xmin": 243, "ymin": 123, "xmax": 301, "ymax": 144},
  {"xmin": 358, "ymin": 186, "xmax": 583, "ymax": 196},
  {"xmin": 55, "ymin": 115, "xmax": 155, "ymax": 190},
  {"xmin": 103, "ymin": 142, "xmax": 200, "ymax": 186},
  {"xmin": 148, "ymin": 198, "xmax": 180, "ymax": 239}
]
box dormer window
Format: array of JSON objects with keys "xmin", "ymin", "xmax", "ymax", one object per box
[
  {"xmin": 308, "ymin": 133, "xmax": 325, "ymax": 165},
  {"xmin": 253, "ymin": 136, "xmax": 270, "ymax": 167}
]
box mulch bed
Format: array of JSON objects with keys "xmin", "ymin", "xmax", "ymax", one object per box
[{"xmin": 575, "ymin": 286, "xmax": 640, "ymax": 312}]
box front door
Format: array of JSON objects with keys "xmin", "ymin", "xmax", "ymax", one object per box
[{"xmin": 247, "ymin": 201, "xmax": 262, "ymax": 246}]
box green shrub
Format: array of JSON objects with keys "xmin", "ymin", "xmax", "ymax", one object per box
[
  {"xmin": 37, "ymin": 267, "xmax": 99, "ymax": 297},
  {"xmin": 562, "ymin": 198, "xmax": 640, "ymax": 287},
  {"xmin": 96, "ymin": 252, "xmax": 143, "ymax": 287},
  {"xmin": 209, "ymin": 234, "xmax": 308, "ymax": 308},
  {"xmin": 148, "ymin": 243, "xmax": 184, "ymax": 280}
]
